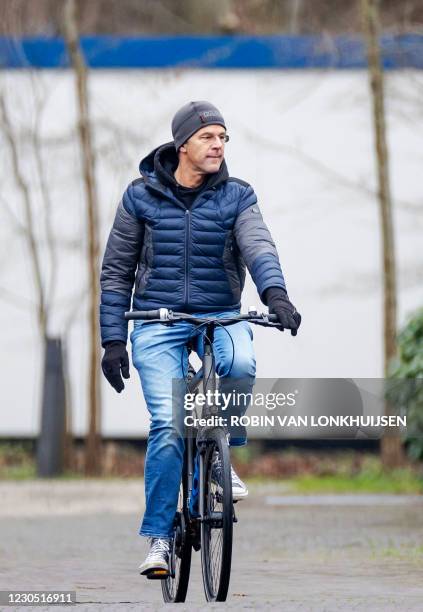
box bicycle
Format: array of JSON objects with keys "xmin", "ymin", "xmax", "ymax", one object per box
[{"xmin": 124, "ymin": 306, "xmax": 281, "ymax": 602}]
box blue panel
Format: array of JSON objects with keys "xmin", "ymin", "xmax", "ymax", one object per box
[{"xmin": 0, "ymin": 35, "xmax": 422, "ymax": 69}]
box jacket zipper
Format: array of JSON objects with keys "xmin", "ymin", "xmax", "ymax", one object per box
[
  {"xmin": 183, "ymin": 191, "xmax": 215, "ymax": 308},
  {"xmin": 184, "ymin": 209, "xmax": 190, "ymax": 307}
]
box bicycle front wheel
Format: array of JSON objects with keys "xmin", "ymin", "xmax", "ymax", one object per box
[
  {"xmin": 161, "ymin": 459, "xmax": 192, "ymax": 602},
  {"xmin": 200, "ymin": 427, "xmax": 233, "ymax": 602}
]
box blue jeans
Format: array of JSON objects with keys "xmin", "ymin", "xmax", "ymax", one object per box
[{"xmin": 130, "ymin": 309, "xmax": 256, "ymax": 538}]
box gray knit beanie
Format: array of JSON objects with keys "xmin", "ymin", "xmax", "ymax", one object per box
[{"xmin": 171, "ymin": 101, "xmax": 226, "ymax": 151}]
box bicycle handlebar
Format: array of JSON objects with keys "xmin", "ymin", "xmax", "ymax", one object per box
[
  {"xmin": 124, "ymin": 307, "xmax": 281, "ymax": 327},
  {"xmin": 125, "ymin": 308, "xmax": 170, "ymax": 320}
]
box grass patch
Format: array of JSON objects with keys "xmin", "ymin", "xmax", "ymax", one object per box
[
  {"xmin": 0, "ymin": 442, "xmax": 36, "ymax": 480},
  {"xmin": 0, "ymin": 464, "xmax": 37, "ymax": 480},
  {"xmin": 371, "ymin": 545, "xmax": 423, "ymax": 560},
  {"xmin": 291, "ymin": 466, "xmax": 423, "ymax": 494},
  {"xmin": 237, "ymin": 451, "xmax": 423, "ymax": 494}
]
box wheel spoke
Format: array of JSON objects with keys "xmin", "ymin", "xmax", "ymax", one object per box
[
  {"xmin": 210, "ymin": 528, "xmax": 223, "ymax": 590},
  {"xmin": 207, "ymin": 448, "xmax": 224, "ymax": 594},
  {"xmin": 162, "ymin": 470, "xmax": 191, "ymax": 603},
  {"xmin": 201, "ymin": 434, "xmax": 232, "ymax": 602}
]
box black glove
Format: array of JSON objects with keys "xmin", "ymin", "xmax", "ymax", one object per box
[
  {"xmin": 264, "ymin": 287, "xmax": 302, "ymax": 336},
  {"xmin": 101, "ymin": 341, "xmax": 130, "ymax": 393}
]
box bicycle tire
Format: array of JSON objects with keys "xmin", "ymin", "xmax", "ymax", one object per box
[
  {"xmin": 161, "ymin": 456, "xmax": 192, "ymax": 602},
  {"xmin": 200, "ymin": 426, "xmax": 233, "ymax": 602}
]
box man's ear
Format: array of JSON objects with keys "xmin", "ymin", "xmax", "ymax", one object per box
[{"xmin": 179, "ymin": 142, "xmax": 187, "ymax": 153}]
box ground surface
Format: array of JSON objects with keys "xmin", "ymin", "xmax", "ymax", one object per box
[{"xmin": 1, "ymin": 480, "xmax": 423, "ymax": 611}]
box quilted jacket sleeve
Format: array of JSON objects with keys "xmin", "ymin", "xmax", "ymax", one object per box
[
  {"xmin": 99, "ymin": 183, "xmax": 144, "ymax": 346},
  {"xmin": 233, "ymin": 184, "xmax": 286, "ymax": 303}
]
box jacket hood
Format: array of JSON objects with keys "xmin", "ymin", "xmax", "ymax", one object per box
[{"xmin": 139, "ymin": 142, "xmax": 229, "ymax": 192}]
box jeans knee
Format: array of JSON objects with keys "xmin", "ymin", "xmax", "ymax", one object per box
[
  {"xmin": 219, "ymin": 354, "xmax": 256, "ymax": 380},
  {"xmin": 148, "ymin": 419, "xmax": 184, "ymax": 451}
]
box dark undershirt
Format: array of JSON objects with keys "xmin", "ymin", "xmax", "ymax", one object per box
[
  {"xmin": 172, "ymin": 176, "xmax": 211, "ymax": 210},
  {"xmin": 160, "ymin": 153, "xmax": 213, "ymax": 209}
]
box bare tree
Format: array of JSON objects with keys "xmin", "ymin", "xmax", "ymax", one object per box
[
  {"xmin": 63, "ymin": 0, "xmax": 102, "ymax": 475},
  {"xmin": 361, "ymin": 0, "xmax": 404, "ymax": 467},
  {"xmin": 0, "ymin": 94, "xmax": 48, "ymax": 338},
  {"xmin": 0, "ymin": 82, "xmax": 73, "ymax": 474}
]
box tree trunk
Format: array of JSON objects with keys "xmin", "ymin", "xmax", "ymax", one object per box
[
  {"xmin": 63, "ymin": 0, "xmax": 102, "ymax": 475},
  {"xmin": 361, "ymin": 0, "xmax": 404, "ymax": 467},
  {"xmin": 289, "ymin": 0, "xmax": 303, "ymax": 34}
]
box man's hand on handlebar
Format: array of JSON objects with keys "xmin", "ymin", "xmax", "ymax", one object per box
[
  {"xmin": 264, "ymin": 287, "xmax": 302, "ymax": 336},
  {"xmin": 101, "ymin": 341, "xmax": 130, "ymax": 393}
]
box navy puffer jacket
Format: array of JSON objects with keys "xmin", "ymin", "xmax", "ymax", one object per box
[{"xmin": 99, "ymin": 143, "xmax": 286, "ymax": 346}]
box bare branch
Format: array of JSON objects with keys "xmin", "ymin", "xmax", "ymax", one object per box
[
  {"xmin": 0, "ymin": 92, "xmax": 48, "ymax": 337},
  {"xmin": 0, "ymin": 192, "xmax": 28, "ymax": 235},
  {"xmin": 30, "ymin": 83, "xmax": 58, "ymax": 312},
  {"xmin": 0, "ymin": 285, "xmax": 34, "ymax": 311},
  {"xmin": 62, "ymin": 285, "xmax": 89, "ymax": 331},
  {"xmin": 238, "ymin": 124, "xmax": 421, "ymax": 216}
]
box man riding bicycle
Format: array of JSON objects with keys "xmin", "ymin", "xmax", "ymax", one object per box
[{"xmin": 99, "ymin": 101, "xmax": 301, "ymax": 576}]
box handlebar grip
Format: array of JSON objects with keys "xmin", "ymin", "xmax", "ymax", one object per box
[
  {"xmin": 267, "ymin": 313, "xmax": 279, "ymax": 324},
  {"xmin": 124, "ymin": 309, "xmax": 168, "ymax": 321}
]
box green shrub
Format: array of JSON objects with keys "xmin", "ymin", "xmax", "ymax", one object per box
[{"xmin": 388, "ymin": 308, "xmax": 423, "ymax": 460}]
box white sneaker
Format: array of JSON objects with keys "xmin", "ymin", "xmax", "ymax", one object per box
[
  {"xmin": 231, "ymin": 466, "xmax": 248, "ymax": 500},
  {"xmin": 211, "ymin": 456, "xmax": 249, "ymax": 501},
  {"xmin": 139, "ymin": 537, "xmax": 171, "ymax": 575}
]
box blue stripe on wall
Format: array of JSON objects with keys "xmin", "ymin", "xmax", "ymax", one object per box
[{"xmin": 0, "ymin": 35, "xmax": 422, "ymax": 69}]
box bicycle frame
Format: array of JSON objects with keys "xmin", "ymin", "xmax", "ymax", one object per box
[
  {"xmin": 123, "ymin": 308, "xmax": 281, "ymax": 530},
  {"xmin": 184, "ymin": 321, "xmax": 220, "ymax": 527}
]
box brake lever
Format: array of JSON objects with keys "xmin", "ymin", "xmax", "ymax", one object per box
[
  {"xmin": 248, "ymin": 315, "xmax": 284, "ymax": 330},
  {"xmin": 252, "ymin": 321, "xmax": 285, "ymax": 330}
]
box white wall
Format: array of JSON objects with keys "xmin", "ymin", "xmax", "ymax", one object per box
[{"xmin": 0, "ymin": 69, "xmax": 421, "ymax": 436}]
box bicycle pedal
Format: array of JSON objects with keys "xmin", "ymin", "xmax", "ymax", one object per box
[{"xmin": 146, "ymin": 569, "xmax": 169, "ymax": 580}]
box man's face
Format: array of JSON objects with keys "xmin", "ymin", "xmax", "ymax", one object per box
[{"xmin": 179, "ymin": 124, "xmax": 227, "ymax": 173}]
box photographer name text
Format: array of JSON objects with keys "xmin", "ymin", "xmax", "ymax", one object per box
[{"xmin": 184, "ymin": 414, "xmax": 407, "ymax": 428}]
